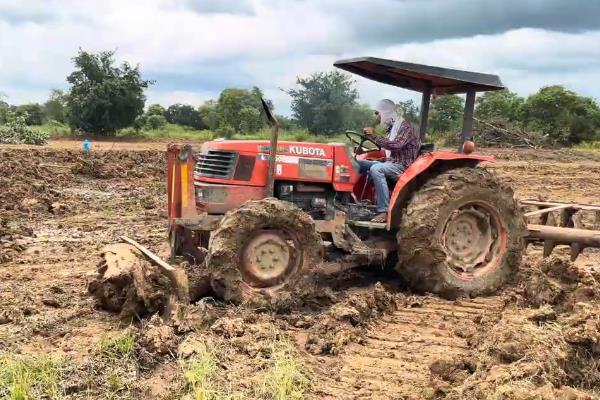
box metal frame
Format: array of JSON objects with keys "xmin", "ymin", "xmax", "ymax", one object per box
[{"xmin": 521, "ymin": 199, "xmax": 600, "ymax": 260}]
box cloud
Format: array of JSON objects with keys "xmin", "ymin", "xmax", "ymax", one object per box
[
  {"xmin": 146, "ymin": 89, "xmax": 214, "ymax": 107},
  {"xmin": 0, "ymin": 0, "xmax": 599, "ymax": 115},
  {"xmin": 321, "ymin": 0, "xmax": 600, "ymax": 45},
  {"xmin": 180, "ymin": 0, "xmax": 255, "ymax": 15}
]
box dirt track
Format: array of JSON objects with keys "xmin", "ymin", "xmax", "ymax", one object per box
[{"xmin": 1, "ymin": 142, "xmax": 600, "ymax": 399}]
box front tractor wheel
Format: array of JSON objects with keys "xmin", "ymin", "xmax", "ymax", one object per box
[
  {"xmin": 206, "ymin": 198, "xmax": 322, "ymax": 303},
  {"xmin": 396, "ymin": 167, "xmax": 525, "ymax": 298}
]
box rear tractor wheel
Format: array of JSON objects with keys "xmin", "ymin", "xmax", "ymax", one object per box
[
  {"xmin": 396, "ymin": 167, "xmax": 525, "ymax": 298},
  {"xmin": 206, "ymin": 198, "xmax": 322, "ymax": 303}
]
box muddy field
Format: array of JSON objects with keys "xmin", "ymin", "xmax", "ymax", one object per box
[{"xmin": 1, "ymin": 142, "xmax": 600, "ymax": 399}]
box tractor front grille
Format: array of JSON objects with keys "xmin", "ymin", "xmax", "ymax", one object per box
[{"xmin": 195, "ymin": 150, "xmax": 238, "ymax": 179}]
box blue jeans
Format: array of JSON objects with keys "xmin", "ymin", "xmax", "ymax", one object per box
[{"xmin": 358, "ymin": 160, "xmax": 405, "ymax": 213}]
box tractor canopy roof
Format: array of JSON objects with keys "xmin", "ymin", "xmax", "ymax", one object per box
[{"xmin": 334, "ymin": 57, "xmax": 504, "ymax": 95}]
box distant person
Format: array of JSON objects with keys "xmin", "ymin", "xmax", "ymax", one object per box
[{"xmin": 358, "ymin": 99, "xmax": 420, "ymax": 223}]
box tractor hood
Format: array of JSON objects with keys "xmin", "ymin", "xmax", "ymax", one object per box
[{"xmin": 199, "ymin": 139, "xmax": 343, "ymax": 159}]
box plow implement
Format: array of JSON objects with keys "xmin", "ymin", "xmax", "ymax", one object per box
[{"xmin": 522, "ymin": 200, "xmax": 600, "ymax": 260}]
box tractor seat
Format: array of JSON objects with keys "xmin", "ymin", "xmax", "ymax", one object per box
[{"xmin": 419, "ymin": 143, "xmax": 434, "ymax": 154}]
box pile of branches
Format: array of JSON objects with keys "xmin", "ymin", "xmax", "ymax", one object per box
[{"xmin": 473, "ymin": 118, "xmax": 549, "ymax": 148}]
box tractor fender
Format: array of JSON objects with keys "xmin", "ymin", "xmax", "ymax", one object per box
[{"xmin": 387, "ymin": 151, "xmax": 494, "ymax": 229}]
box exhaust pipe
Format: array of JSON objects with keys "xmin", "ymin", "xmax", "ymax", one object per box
[{"xmin": 261, "ymin": 98, "xmax": 279, "ymax": 197}]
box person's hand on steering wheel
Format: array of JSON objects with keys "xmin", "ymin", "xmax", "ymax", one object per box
[{"xmin": 345, "ymin": 130, "xmax": 380, "ymax": 156}]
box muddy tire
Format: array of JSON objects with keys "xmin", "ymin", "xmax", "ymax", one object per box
[
  {"xmin": 396, "ymin": 167, "xmax": 525, "ymax": 298},
  {"xmin": 206, "ymin": 198, "xmax": 322, "ymax": 303}
]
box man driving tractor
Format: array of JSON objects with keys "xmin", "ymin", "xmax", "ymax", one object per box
[{"xmin": 358, "ymin": 99, "xmax": 421, "ymax": 222}]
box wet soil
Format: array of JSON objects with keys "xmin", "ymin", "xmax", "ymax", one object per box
[{"xmin": 1, "ymin": 142, "xmax": 600, "ymax": 399}]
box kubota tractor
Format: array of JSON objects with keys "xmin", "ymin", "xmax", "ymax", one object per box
[{"xmin": 167, "ymin": 57, "xmax": 600, "ymax": 303}]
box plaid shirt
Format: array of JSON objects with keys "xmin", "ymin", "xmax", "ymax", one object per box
[{"xmin": 374, "ymin": 120, "xmax": 421, "ymax": 170}]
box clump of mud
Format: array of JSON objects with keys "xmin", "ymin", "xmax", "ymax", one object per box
[
  {"xmin": 0, "ymin": 217, "xmax": 31, "ymax": 263},
  {"xmin": 0, "ymin": 148, "xmax": 166, "ymax": 218},
  {"xmin": 0, "ymin": 150, "xmax": 64, "ymax": 215},
  {"xmin": 305, "ymin": 282, "xmax": 404, "ymax": 355},
  {"xmin": 508, "ymin": 254, "xmax": 600, "ymax": 311},
  {"xmin": 437, "ymin": 311, "xmax": 597, "ymax": 399},
  {"xmin": 71, "ymin": 151, "xmax": 165, "ymax": 179},
  {"xmin": 136, "ymin": 314, "xmax": 177, "ymax": 366},
  {"xmin": 562, "ymin": 304, "xmax": 600, "ymax": 389},
  {"xmin": 430, "ymin": 255, "xmax": 600, "ymax": 399},
  {"xmin": 88, "ymin": 243, "xmax": 172, "ymax": 320}
]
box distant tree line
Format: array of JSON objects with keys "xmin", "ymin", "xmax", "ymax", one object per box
[
  {"xmin": 406, "ymin": 87, "xmax": 600, "ymax": 145},
  {"xmin": 2, "ymin": 49, "xmax": 599, "ymax": 146}
]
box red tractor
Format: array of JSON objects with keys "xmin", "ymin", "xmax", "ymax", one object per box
[{"xmin": 167, "ymin": 57, "xmax": 600, "ymax": 303}]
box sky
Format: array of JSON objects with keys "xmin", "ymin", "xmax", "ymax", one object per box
[{"xmin": 1, "ymin": 0, "xmax": 600, "ymax": 115}]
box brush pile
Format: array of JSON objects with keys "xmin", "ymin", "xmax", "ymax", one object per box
[{"xmin": 473, "ymin": 118, "xmax": 549, "ymax": 148}]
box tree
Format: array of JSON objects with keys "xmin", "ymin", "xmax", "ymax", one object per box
[
  {"xmin": 165, "ymin": 104, "xmax": 203, "ymax": 129},
  {"xmin": 347, "ymin": 102, "xmax": 375, "ymax": 131},
  {"xmin": 275, "ymin": 114, "xmax": 298, "ymax": 131},
  {"xmin": 238, "ymin": 106, "xmax": 262, "ymax": 132},
  {"xmin": 397, "ymin": 100, "xmax": 420, "ymax": 123},
  {"xmin": 217, "ymin": 87, "xmax": 268, "ymax": 132},
  {"xmin": 146, "ymin": 104, "xmax": 166, "ymax": 117},
  {"xmin": 145, "ymin": 114, "xmax": 167, "ymax": 129},
  {"xmin": 44, "ymin": 89, "xmax": 69, "ymax": 123},
  {"xmin": 15, "ymin": 103, "xmax": 45, "ymax": 125},
  {"xmin": 66, "ymin": 49, "xmax": 152, "ymax": 135},
  {"xmin": 287, "ymin": 71, "xmax": 359, "ymax": 135},
  {"xmin": 0, "ymin": 100, "xmax": 9, "ymax": 124},
  {"xmin": 198, "ymin": 100, "xmax": 221, "ymax": 131},
  {"xmin": 475, "ymin": 89, "xmax": 523, "ymax": 122},
  {"xmin": 429, "ymin": 95, "xmax": 464, "ymax": 133},
  {"xmin": 522, "ymin": 85, "xmax": 600, "ymax": 144}
]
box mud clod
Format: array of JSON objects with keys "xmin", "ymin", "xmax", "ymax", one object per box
[
  {"xmin": 137, "ymin": 315, "xmax": 177, "ymax": 363},
  {"xmin": 429, "ymin": 357, "xmax": 474, "ymax": 384},
  {"xmin": 88, "ymin": 243, "xmax": 171, "ymax": 319},
  {"xmin": 515, "ymin": 255, "xmax": 600, "ymax": 311},
  {"xmin": 305, "ymin": 283, "xmax": 403, "ymax": 355},
  {"xmin": 211, "ymin": 317, "xmax": 246, "ymax": 338}
]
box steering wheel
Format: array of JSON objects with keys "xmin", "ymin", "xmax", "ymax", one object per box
[{"xmin": 345, "ymin": 130, "xmax": 380, "ymax": 155}]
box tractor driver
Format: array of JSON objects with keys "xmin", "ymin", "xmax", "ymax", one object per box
[{"xmin": 358, "ymin": 99, "xmax": 421, "ymax": 223}]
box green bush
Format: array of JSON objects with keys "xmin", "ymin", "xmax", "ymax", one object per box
[
  {"xmin": 145, "ymin": 114, "xmax": 167, "ymax": 129},
  {"xmin": 0, "ymin": 117, "xmax": 49, "ymax": 145},
  {"xmin": 215, "ymin": 125, "xmax": 236, "ymax": 138}
]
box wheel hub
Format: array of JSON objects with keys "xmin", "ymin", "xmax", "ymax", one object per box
[
  {"xmin": 441, "ymin": 202, "xmax": 503, "ymax": 278},
  {"xmin": 241, "ymin": 230, "xmax": 297, "ymax": 288}
]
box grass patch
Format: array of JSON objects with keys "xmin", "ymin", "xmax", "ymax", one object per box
[
  {"xmin": 118, "ymin": 124, "xmax": 347, "ymax": 143},
  {"xmin": 34, "ymin": 121, "xmax": 71, "ymax": 138},
  {"xmin": 574, "ymin": 141, "xmax": 600, "ymax": 151},
  {"xmin": 98, "ymin": 331, "xmax": 136, "ymax": 360},
  {"xmin": 260, "ymin": 340, "xmax": 311, "ymax": 400},
  {"xmin": 0, "ymin": 354, "xmax": 64, "ymax": 400},
  {"xmin": 118, "ymin": 123, "xmax": 216, "ymax": 141},
  {"xmin": 230, "ymin": 127, "xmax": 346, "ymax": 143},
  {"xmin": 179, "ymin": 342, "xmax": 239, "ymax": 400},
  {"xmin": 90, "ymin": 331, "xmax": 138, "ymax": 398},
  {"xmin": 31, "ymin": 121, "xmax": 350, "ymax": 144}
]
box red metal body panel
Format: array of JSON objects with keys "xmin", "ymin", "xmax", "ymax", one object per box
[
  {"xmin": 196, "ymin": 140, "xmax": 359, "ymax": 191},
  {"xmin": 352, "ymin": 150, "xmax": 385, "ymax": 202},
  {"xmin": 332, "ymin": 145, "xmax": 360, "ymax": 192},
  {"xmin": 196, "ymin": 182, "xmax": 267, "ymax": 214},
  {"xmin": 194, "ymin": 141, "xmax": 495, "ymax": 227},
  {"xmin": 386, "ymin": 151, "xmax": 494, "ymax": 228}
]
